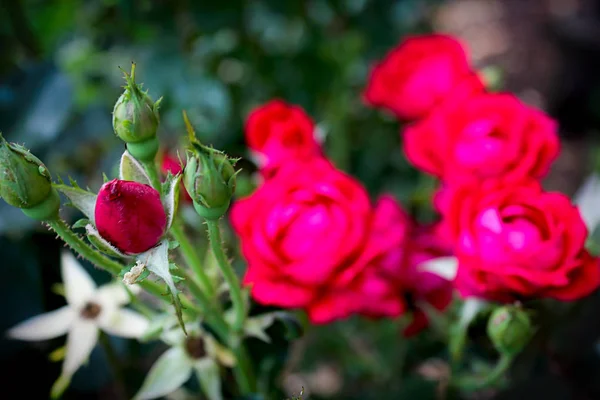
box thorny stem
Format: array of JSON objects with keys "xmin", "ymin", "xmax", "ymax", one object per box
[
  {"xmin": 45, "ymin": 218, "xmax": 200, "ymax": 316},
  {"xmin": 177, "ymin": 268, "xmax": 228, "ymax": 340},
  {"xmin": 170, "ymin": 218, "xmax": 216, "ymax": 301},
  {"xmin": 205, "ymin": 219, "xmax": 255, "ymax": 394},
  {"xmin": 206, "ymin": 219, "xmax": 245, "ymax": 333},
  {"xmin": 452, "ymin": 354, "xmax": 514, "ymax": 392}
]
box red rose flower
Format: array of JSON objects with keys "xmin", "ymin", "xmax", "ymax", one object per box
[
  {"xmin": 245, "ymin": 100, "xmax": 321, "ymax": 176},
  {"xmin": 364, "ymin": 196, "xmax": 453, "ymax": 336},
  {"xmin": 95, "ymin": 179, "xmax": 167, "ymax": 254},
  {"xmin": 363, "ymin": 34, "xmax": 482, "ymax": 120},
  {"xmin": 231, "ymin": 158, "xmax": 389, "ymax": 322},
  {"xmin": 404, "ymin": 93, "xmax": 559, "ymax": 184},
  {"xmin": 444, "ymin": 180, "xmax": 600, "ymax": 302}
]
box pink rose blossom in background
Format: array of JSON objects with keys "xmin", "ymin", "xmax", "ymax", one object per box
[
  {"xmin": 404, "ymin": 93, "xmax": 559, "ymax": 185},
  {"xmin": 364, "ymin": 34, "xmax": 482, "ymax": 120},
  {"xmin": 245, "ymin": 100, "xmax": 321, "ymax": 177}
]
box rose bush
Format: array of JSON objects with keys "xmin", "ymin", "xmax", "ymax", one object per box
[
  {"xmin": 442, "ymin": 179, "xmax": 600, "ymax": 302},
  {"xmin": 403, "ymin": 93, "xmax": 559, "ymax": 184},
  {"xmin": 363, "ymin": 34, "xmax": 483, "ymax": 120}
]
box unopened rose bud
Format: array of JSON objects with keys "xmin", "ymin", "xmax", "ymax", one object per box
[
  {"xmin": 112, "ymin": 63, "xmax": 161, "ymax": 162},
  {"xmin": 95, "ymin": 179, "xmax": 166, "ymax": 254},
  {"xmin": 0, "ymin": 133, "xmax": 60, "ymax": 220},
  {"xmin": 487, "ymin": 305, "xmax": 533, "ymax": 356},
  {"xmin": 184, "ymin": 147, "xmax": 236, "ymax": 220}
]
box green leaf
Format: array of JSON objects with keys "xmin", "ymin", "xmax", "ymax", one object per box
[
  {"xmin": 119, "ymin": 150, "xmax": 152, "ymax": 185},
  {"xmin": 85, "ymin": 224, "xmax": 126, "ymax": 258},
  {"xmin": 71, "ymin": 218, "xmax": 90, "ymax": 230},
  {"xmin": 54, "ymin": 184, "xmax": 97, "ymax": 222},
  {"xmin": 140, "ymin": 240, "xmax": 187, "ymax": 335}
]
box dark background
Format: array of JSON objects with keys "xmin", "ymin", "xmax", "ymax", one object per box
[{"xmin": 2, "ymin": 0, "xmax": 600, "ymax": 399}]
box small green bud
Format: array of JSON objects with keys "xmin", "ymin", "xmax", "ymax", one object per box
[
  {"xmin": 487, "ymin": 305, "xmax": 533, "ymax": 357},
  {"xmin": 0, "ymin": 133, "xmax": 60, "ymax": 220},
  {"xmin": 112, "ymin": 63, "xmax": 162, "ymax": 162},
  {"xmin": 182, "ymin": 111, "xmax": 237, "ymax": 220}
]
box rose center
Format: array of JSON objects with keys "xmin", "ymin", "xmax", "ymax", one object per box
[
  {"xmin": 454, "ymin": 119, "xmax": 505, "ymax": 172},
  {"xmin": 80, "ymin": 302, "xmax": 102, "ymax": 319},
  {"xmin": 503, "ymin": 218, "xmax": 543, "ymax": 251},
  {"xmin": 280, "ymin": 205, "xmax": 331, "ymax": 258},
  {"xmin": 185, "ymin": 336, "xmax": 207, "ymax": 359}
]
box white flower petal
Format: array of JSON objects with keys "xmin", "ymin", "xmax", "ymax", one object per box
[
  {"xmin": 417, "ymin": 256, "xmax": 458, "ymax": 281},
  {"xmin": 95, "ymin": 282, "xmax": 138, "ymax": 307},
  {"xmin": 99, "ymin": 308, "xmax": 149, "ymax": 339},
  {"xmin": 62, "ymin": 251, "xmax": 97, "ymax": 307},
  {"xmin": 574, "ymin": 173, "xmax": 600, "ymax": 232},
  {"xmin": 6, "ymin": 306, "xmax": 75, "ymax": 341},
  {"xmin": 62, "ymin": 319, "xmax": 99, "ymax": 377},
  {"xmin": 205, "ymin": 337, "xmax": 236, "ymax": 367},
  {"xmin": 133, "ymin": 347, "xmax": 193, "ymax": 400},
  {"xmin": 194, "ymin": 358, "xmax": 223, "ymax": 400}
]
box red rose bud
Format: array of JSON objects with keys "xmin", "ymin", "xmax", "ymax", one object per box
[
  {"xmin": 95, "ymin": 179, "xmax": 167, "ymax": 254},
  {"xmin": 487, "ymin": 305, "xmax": 533, "ymax": 356},
  {"xmin": 112, "ymin": 63, "xmax": 161, "ymax": 162},
  {"xmin": 0, "ymin": 133, "xmax": 60, "ymax": 220}
]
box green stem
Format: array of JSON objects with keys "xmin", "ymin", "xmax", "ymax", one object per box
[
  {"xmin": 46, "ymin": 218, "xmax": 199, "ymax": 316},
  {"xmin": 170, "ymin": 218, "xmax": 215, "ymax": 300},
  {"xmin": 177, "ymin": 268, "xmax": 228, "ymax": 340},
  {"xmin": 231, "ymin": 344, "xmax": 256, "ymax": 394},
  {"xmin": 142, "ymin": 160, "xmax": 162, "ymax": 193},
  {"xmin": 452, "ymin": 354, "xmax": 514, "ymax": 392},
  {"xmin": 206, "ymin": 219, "xmax": 245, "ymax": 333}
]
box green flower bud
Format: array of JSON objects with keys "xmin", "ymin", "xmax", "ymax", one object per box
[
  {"xmin": 487, "ymin": 305, "xmax": 534, "ymax": 357},
  {"xmin": 181, "ymin": 111, "xmax": 237, "ymax": 220},
  {"xmin": 0, "ymin": 133, "xmax": 60, "ymax": 220},
  {"xmin": 112, "ymin": 63, "xmax": 162, "ymax": 162}
]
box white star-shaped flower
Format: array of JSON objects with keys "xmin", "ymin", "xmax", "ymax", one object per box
[
  {"xmin": 6, "ymin": 251, "xmax": 150, "ymax": 398},
  {"xmin": 134, "ymin": 320, "xmax": 236, "ymax": 400}
]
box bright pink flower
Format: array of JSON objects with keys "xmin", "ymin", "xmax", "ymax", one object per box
[
  {"xmin": 444, "ymin": 179, "xmax": 600, "ymax": 302},
  {"xmin": 95, "ymin": 179, "xmax": 166, "ymax": 254},
  {"xmin": 404, "ymin": 93, "xmax": 559, "ymax": 184},
  {"xmin": 245, "ymin": 100, "xmax": 321, "ymax": 177},
  {"xmin": 231, "ymin": 158, "xmax": 387, "ymax": 321},
  {"xmin": 363, "ymin": 34, "xmax": 482, "ymax": 120}
]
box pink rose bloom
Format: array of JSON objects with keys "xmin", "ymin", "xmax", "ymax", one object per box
[
  {"xmin": 443, "ymin": 179, "xmax": 600, "ymax": 302},
  {"xmin": 95, "ymin": 179, "xmax": 166, "ymax": 254},
  {"xmin": 363, "ymin": 34, "xmax": 483, "ymax": 120},
  {"xmin": 404, "ymin": 93, "xmax": 559, "ymax": 185},
  {"xmin": 231, "ymin": 159, "xmax": 375, "ymax": 320},
  {"xmin": 245, "ymin": 100, "xmax": 321, "ymax": 177}
]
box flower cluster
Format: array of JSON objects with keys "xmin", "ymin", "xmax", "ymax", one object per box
[
  {"xmin": 233, "ymin": 33, "xmax": 600, "ymax": 337},
  {"xmin": 233, "ymin": 100, "xmax": 453, "ymax": 335},
  {"xmin": 365, "ymin": 34, "xmax": 600, "ymax": 303}
]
